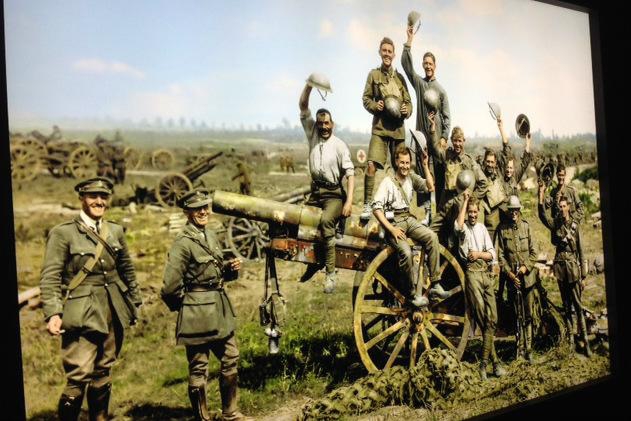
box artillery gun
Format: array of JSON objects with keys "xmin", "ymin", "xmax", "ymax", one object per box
[
  {"xmin": 155, "ymin": 151, "xmax": 223, "ymax": 207},
  {"xmin": 211, "ymin": 191, "xmax": 470, "ymax": 373}
]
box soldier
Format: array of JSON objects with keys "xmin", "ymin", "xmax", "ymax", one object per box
[
  {"xmin": 496, "ymin": 117, "xmax": 533, "ymax": 199},
  {"xmin": 496, "ymin": 195, "xmax": 538, "ymax": 363},
  {"xmin": 538, "ymin": 183, "xmax": 591, "ymax": 357},
  {"xmin": 298, "ymin": 76, "xmax": 355, "ymax": 293},
  {"xmin": 544, "ymin": 163, "xmax": 585, "ymax": 224},
  {"xmin": 360, "ymin": 37, "xmax": 413, "ymax": 220},
  {"xmin": 232, "ymin": 161, "xmax": 252, "ymax": 196},
  {"xmin": 454, "ymin": 192, "xmax": 506, "ymax": 380},
  {"xmin": 402, "ymin": 24, "xmax": 451, "ymax": 224},
  {"xmin": 161, "ymin": 188, "xmax": 253, "ymax": 421},
  {"xmin": 480, "ymin": 148, "xmax": 505, "ymax": 241},
  {"xmin": 372, "ymin": 144, "xmax": 445, "ymax": 307},
  {"xmin": 428, "ymin": 113, "xmax": 488, "ymax": 239},
  {"xmin": 95, "ymin": 136, "xmax": 116, "ymax": 180},
  {"xmin": 284, "ymin": 154, "xmax": 296, "ymax": 173},
  {"xmin": 111, "ymin": 131, "xmax": 126, "ymax": 184},
  {"xmin": 39, "ymin": 177, "xmax": 142, "ymax": 421}
]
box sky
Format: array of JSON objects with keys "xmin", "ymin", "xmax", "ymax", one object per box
[{"xmin": 4, "ymin": 0, "xmax": 596, "ymax": 137}]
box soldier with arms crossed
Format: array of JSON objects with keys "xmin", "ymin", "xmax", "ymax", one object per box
[{"xmin": 40, "ymin": 177, "xmax": 142, "ymax": 421}]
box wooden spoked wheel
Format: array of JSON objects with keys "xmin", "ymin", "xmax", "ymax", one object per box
[
  {"xmin": 353, "ymin": 244, "xmax": 469, "ymax": 373},
  {"xmin": 151, "ymin": 149, "xmax": 175, "ymax": 171},
  {"xmin": 19, "ymin": 137, "xmax": 48, "ymax": 157},
  {"xmin": 11, "ymin": 145, "xmax": 41, "ymax": 182},
  {"xmin": 156, "ymin": 172, "xmax": 193, "ymax": 207},
  {"xmin": 124, "ymin": 147, "xmax": 142, "ymax": 170},
  {"xmin": 226, "ymin": 217, "xmax": 269, "ymax": 261},
  {"xmin": 68, "ymin": 146, "xmax": 97, "ymax": 178}
]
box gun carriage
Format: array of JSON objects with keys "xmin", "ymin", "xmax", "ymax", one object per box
[{"xmin": 211, "ymin": 190, "xmax": 470, "ymax": 373}]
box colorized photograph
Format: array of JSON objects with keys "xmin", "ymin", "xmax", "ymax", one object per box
[{"xmin": 5, "ymin": 0, "xmax": 610, "ymax": 419}]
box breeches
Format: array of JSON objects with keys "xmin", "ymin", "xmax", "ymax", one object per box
[
  {"xmin": 61, "ymin": 304, "xmax": 123, "ymax": 397},
  {"xmin": 465, "ymin": 270, "xmax": 497, "ymax": 334},
  {"xmin": 186, "ymin": 333, "xmax": 240, "ymax": 387},
  {"xmin": 367, "ymin": 135, "xmax": 404, "ymax": 169}
]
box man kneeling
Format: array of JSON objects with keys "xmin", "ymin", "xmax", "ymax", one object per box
[{"xmin": 372, "ymin": 144, "xmax": 445, "ymax": 306}]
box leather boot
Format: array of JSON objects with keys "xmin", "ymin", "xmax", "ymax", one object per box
[
  {"xmin": 578, "ymin": 313, "xmax": 592, "ymax": 357},
  {"xmin": 525, "ymin": 324, "xmax": 534, "ymax": 363},
  {"xmin": 58, "ymin": 392, "xmax": 85, "ymax": 421},
  {"xmin": 220, "ymin": 374, "xmax": 253, "ymax": 421},
  {"xmin": 188, "ymin": 385, "xmax": 210, "ymax": 421},
  {"xmin": 478, "ymin": 360, "xmax": 488, "ymax": 381},
  {"xmin": 87, "ymin": 382, "xmax": 112, "ymax": 421}
]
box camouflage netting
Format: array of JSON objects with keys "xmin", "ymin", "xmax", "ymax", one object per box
[{"xmin": 297, "ymin": 349, "xmax": 481, "ymax": 420}]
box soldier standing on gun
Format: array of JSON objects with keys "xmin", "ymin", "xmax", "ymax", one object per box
[
  {"xmin": 538, "ymin": 183, "xmax": 591, "ymax": 356},
  {"xmin": 371, "ymin": 144, "xmax": 445, "ymax": 307},
  {"xmin": 232, "ymin": 161, "xmax": 252, "ymax": 196},
  {"xmin": 298, "ymin": 76, "xmax": 355, "ymax": 293},
  {"xmin": 454, "ymin": 192, "xmax": 506, "ymax": 380},
  {"xmin": 360, "ymin": 37, "xmax": 413, "ymax": 220},
  {"xmin": 402, "ymin": 23, "xmax": 451, "ymax": 225},
  {"xmin": 40, "ymin": 177, "xmax": 142, "ymax": 421},
  {"xmin": 496, "ymin": 195, "xmax": 538, "ymax": 363},
  {"xmin": 161, "ymin": 188, "xmax": 253, "ymax": 421}
]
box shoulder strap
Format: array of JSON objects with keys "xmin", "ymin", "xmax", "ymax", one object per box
[
  {"xmin": 390, "ymin": 175, "xmax": 410, "ymax": 207},
  {"xmin": 76, "ymin": 220, "xmax": 117, "ymax": 259},
  {"xmin": 66, "ymin": 222, "xmax": 109, "ymax": 293}
]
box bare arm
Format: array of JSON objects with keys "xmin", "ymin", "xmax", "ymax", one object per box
[
  {"xmin": 342, "ymin": 175, "xmax": 354, "ymax": 217},
  {"xmin": 299, "ymin": 83, "xmax": 312, "ymax": 113},
  {"xmin": 420, "ymin": 149, "xmax": 434, "ymax": 192}
]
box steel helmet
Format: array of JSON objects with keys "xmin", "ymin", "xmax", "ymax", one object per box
[
  {"xmin": 423, "ymin": 88, "xmax": 440, "ymax": 112},
  {"xmin": 407, "ymin": 11, "xmax": 421, "ymax": 33},
  {"xmin": 384, "ymin": 95, "xmax": 402, "ymax": 119},
  {"xmin": 306, "ymin": 73, "xmax": 332, "ymax": 101},
  {"xmin": 488, "ymin": 102, "xmax": 501, "ymax": 120},
  {"xmin": 456, "ymin": 169, "xmax": 475, "ymax": 193},
  {"xmin": 506, "ymin": 195, "xmax": 522, "ymax": 210},
  {"xmin": 515, "ymin": 114, "xmax": 530, "ymax": 138}
]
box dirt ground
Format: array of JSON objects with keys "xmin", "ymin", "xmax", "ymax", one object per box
[{"xmin": 12, "ymin": 141, "xmax": 610, "ymax": 420}]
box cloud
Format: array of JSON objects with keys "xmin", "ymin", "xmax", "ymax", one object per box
[
  {"xmin": 72, "ymin": 58, "xmax": 145, "ymax": 79},
  {"xmin": 319, "ymin": 19, "xmax": 334, "ymax": 38}
]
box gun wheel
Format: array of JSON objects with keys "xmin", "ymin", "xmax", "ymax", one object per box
[
  {"xmin": 151, "ymin": 149, "xmax": 175, "ymax": 171},
  {"xmin": 124, "ymin": 147, "xmax": 143, "ymax": 170},
  {"xmin": 226, "ymin": 217, "xmax": 269, "ymax": 261},
  {"xmin": 11, "ymin": 145, "xmax": 41, "ymax": 182},
  {"xmin": 353, "ymin": 244, "xmax": 469, "ymax": 372},
  {"xmin": 68, "ymin": 146, "xmax": 97, "ymax": 179},
  {"xmin": 156, "ymin": 172, "xmax": 193, "ymax": 207}
]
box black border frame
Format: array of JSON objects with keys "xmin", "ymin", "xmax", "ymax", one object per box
[{"xmin": 1, "ymin": 1, "xmax": 625, "ymax": 419}]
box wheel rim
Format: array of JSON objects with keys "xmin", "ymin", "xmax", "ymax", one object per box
[
  {"xmin": 152, "ymin": 149, "xmax": 175, "ymax": 171},
  {"xmin": 156, "ymin": 172, "xmax": 193, "ymax": 207},
  {"xmin": 68, "ymin": 146, "xmax": 97, "ymax": 178},
  {"xmin": 11, "ymin": 146, "xmax": 41, "ymax": 182},
  {"xmin": 353, "ymin": 244, "xmax": 469, "ymax": 372},
  {"xmin": 227, "ymin": 217, "xmax": 269, "ymax": 260},
  {"xmin": 124, "ymin": 147, "xmax": 142, "ymax": 170}
]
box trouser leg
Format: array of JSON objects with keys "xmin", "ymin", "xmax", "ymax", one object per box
[
  {"xmin": 319, "ymin": 197, "xmax": 343, "ymax": 274},
  {"xmin": 406, "ymin": 219, "xmax": 440, "ymax": 283}
]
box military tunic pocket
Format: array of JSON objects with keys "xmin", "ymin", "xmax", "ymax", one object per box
[
  {"xmin": 177, "ymin": 291, "xmax": 222, "ymax": 341},
  {"xmin": 61, "ymin": 285, "xmax": 93, "ymax": 332}
]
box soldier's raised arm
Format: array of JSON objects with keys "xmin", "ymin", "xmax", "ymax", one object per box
[
  {"xmin": 537, "ymin": 181, "xmax": 554, "ymax": 230},
  {"xmin": 299, "ymin": 83, "xmax": 312, "ymax": 114},
  {"xmin": 402, "ymin": 26, "xmax": 423, "ymax": 88}
]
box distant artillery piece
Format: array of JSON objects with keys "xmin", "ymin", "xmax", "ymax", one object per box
[
  {"xmin": 155, "ymin": 151, "xmax": 223, "ymax": 207},
  {"xmin": 121, "ymin": 147, "xmax": 175, "ymax": 171},
  {"xmin": 10, "ymin": 144, "xmax": 42, "ymax": 182},
  {"xmin": 123, "ymin": 147, "xmax": 143, "ymax": 170}
]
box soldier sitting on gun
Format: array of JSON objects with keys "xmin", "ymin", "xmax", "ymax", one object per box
[
  {"xmin": 496, "ymin": 195, "xmax": 538, "ymax": 363},
  {"xmin": 538, "ymin": 183, "xmax": 591, "ymax": 357},
  {"xmin": 372, "ymin": 144, "xmax": 445, "ymax": 307},
  {"xmin": 454, "ymin": 192, "xmax": 506, "ymax": 380},
  {"xmin": 298, "ymin": 75, "xmax": 355, "ymax": 293}
]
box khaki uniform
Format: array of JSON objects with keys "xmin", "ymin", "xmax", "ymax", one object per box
[
  {"xmin": 496, "ymin": 218, "xmax": 538, "ymax": 355},
  {"xmin": 362, "ymin": 65, "xmax": 412, "ymax": 168},
  {"xmin": 498, "ymin": 143, "xmax": 533, "ymax": 198},
  {"xmin": 481, "ymin": 172, "xmax": 507, "ymax": 241},
  {"xmin": 538, "ymin": 203, "xmax": 589, "ymax": 349},
  {"xmin": 545, "ymin": 184, "xmax": 585, "ymax": 224},
  {"xmin": 40, "ymin": 216, "xmax": 140, "ymax": 401},
  {"xmin": 232, "ymin": 164, "xmax": 252, "ymax": 196}
]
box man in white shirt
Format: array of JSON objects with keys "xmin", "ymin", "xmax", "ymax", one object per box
[
  {"xmin": 298, "ymin": 78, "xmax": 355, "ymax": 293},
  {"xmin": 454, "ymin": 192, "xmax": 505, "ymax": 380},
  {"xmin": 372, "ymin": 144, "xmax": 443, "ymax": 307}
]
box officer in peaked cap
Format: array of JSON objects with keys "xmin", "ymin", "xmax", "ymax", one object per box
[
  {"xmin": 162, "ymin": 188, "xmax": 253, "ymax": 421},
  {"xmin": 40, "ymin": 176, "xmax": 141, "ymax": 421}
]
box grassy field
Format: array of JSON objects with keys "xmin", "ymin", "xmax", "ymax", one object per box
[{"xmin": 12, "ymin": 139, "xmax": 609, "ymax": 420}]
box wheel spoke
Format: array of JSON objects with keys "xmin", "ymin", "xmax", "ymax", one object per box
[
  {"xmin": 429, "ymin": 313, "xmax": 465, "ymax": 325},
  {"xmin": 365, "ymin": 320, "xmax": 405, "ymax": 350},
  {"xmin": 409, "ymin": 332, "xmax": 419, "ymax": 369},
  {"xmin": 359, "ymin": 305, "xmax": 405, "ymax": 316},
  {"xmin": 363, "ymin": 314, "xmax": 385, "ymax": 331},
  {"xmin": 420, "ymin": 329, "xmax": 431, "ymax": 351},
  {"xmin": 373, "ymin": 272, "xmax": 406, "ymax": 304},
  {"xmin": 437, "ymin": 260, "xmax": 449, "ymax": 278},
  {"xmin": 425, "ymin": 321, "xmax": 456, "ymax": 351},
  {"xmin": 384, "ymin": 330, "xmax": 409, "ymax": 370},
  {"xmin": 431, "ymin": 285, "xmax": 463, "ymax": 306}
]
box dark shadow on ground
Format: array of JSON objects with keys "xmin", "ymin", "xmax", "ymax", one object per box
[
  {"xmin": 125, "ymin": 404, "xmax": 198, "ymax": 420},
  {"xmin": 214, "ymin": 331, "xmax": 366, "ymax": 392}
]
